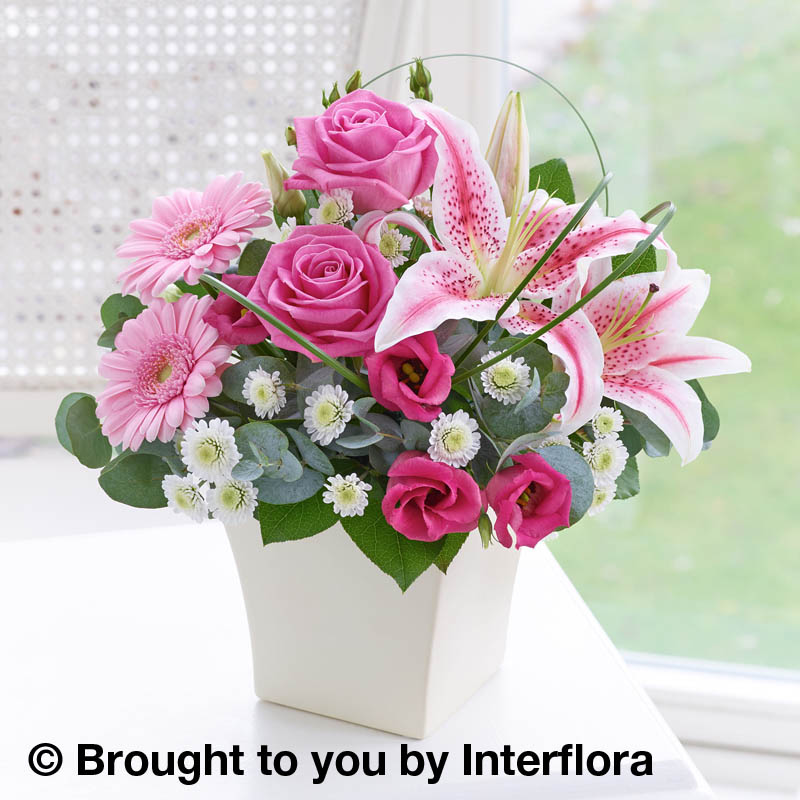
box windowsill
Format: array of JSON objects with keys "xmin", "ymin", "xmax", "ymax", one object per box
[{"xmin": 629, "ymin": 653, "xmax": 800, "ymax": 794}]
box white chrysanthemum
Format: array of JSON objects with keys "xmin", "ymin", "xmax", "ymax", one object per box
[
  {"xmin": 180, "ymin": 418, "xmax": 241, "ymax": 482},
  {"xmin": 428, "ymin": 409, "xmax": 481, "ymax": 467},
  {"xmin": 207, "ymin": 478, "xmax": 258, "ymax": 525},
  {"xmin": 412, "ymin": 193, "xmax": 433, "ymax": 219},
  {"xmin": 303, "ymin": 384, "xmax": 353, "ymax": 445},
  {"xmin": 162, "ymin": 474, "xmax": 207, "ymax": 523},
  {"xmin": 309, "ymin": 188, "xmax": 354, "ymax": 226},
  {"xmin": 591, "ymin": 406, "xmax": 625, "ymax": 437},
  {"xmin": 322, "ymin": 473, "xmax": 371, "ymax": 517},
  {"xmin": 377, "ymin": 224, "xmax": 413, "ymax": 268},
  {"xmin": 582, "ymin": 434, "xmax": 628, "ymax": 486},
  {"xmin": 588, "ymin": 481, "xmax": 616, "ymax": 517},
  {"xmin": 242, "ymin": 367, "xmax": 286, "ymax": 419},
  {"xmin": 278, "ymin": 217, "xmax": 297, "ymax": 241},
  {"xmin": 480, "ymin": 351, "xmax": 532, "ymax": 405},
  {"xmin": 537, "ymin": 433, "xmax": 572, "ymax": 448}
]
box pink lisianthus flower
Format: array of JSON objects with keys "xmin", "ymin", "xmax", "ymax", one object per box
[
  {"xmin": 201, "ymin": 274, "xmax": 265, "ymax": 346},
  {"xmin": 116, "ymin": 173, "xmax": 271, "ymax": 304},
  {"xmin": 382, "ymin": 451, "xmax": 482, "ymax": 542},
  {"xmin": 286, "ymin": 89, "xmax": 438, "ymax": 213},
  {"xmin": 365, "ymin": 332, "xmax": 454, "ymax": 423},
  {"xmin": 247, "ymin": 224, "xmax": 397, "ymax": 360},
  {"xmin": 485, "ymin": 453, "xmax": 572, "ymax": 549},
  {"xmin": 96, "ymin": 294, "xmax": 232, "ymax": 451}
]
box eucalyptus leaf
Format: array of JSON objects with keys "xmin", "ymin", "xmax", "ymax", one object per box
[
  {"xmin": 259, "ymin": 492, "xmax": 338, "ymax": 545},
  {"xmin": 481, "ymin": 392, "xmax": 551, "ymax": 440},
  {"xmin": 135, "ymin": 438, "xmax": 185, "ymax": 474},
  {"xmin": 339, "ymin": 485, "xmax": 445, "ymax": 592},
  {"xmin": 400, "ymin": 419, "xmax": 430, "ymax": 451},
  {"xmin": 540, "ymin": 371, "xmax": 570, "ymax": 415},
  {"xmin": 237, "ymin": 238, "xmax": 271, "ymax": 276},
  {"xmin": 617, "ymin": 402, "xmax": 671, "ymax": 458},
  {"xmin": 515, "ymin": 368, "xmax": 541, "ymax": 412},
  {"xmin": 497, "ymin": 431, "xmax": 553, "ymax": 471},
  {"xmin": 275, "ymin": 449, "xmax": 304, "ymax": 482},
  {"xmin": 369, "ymin": 445, "xmax": 401, "ymax": 474},
  {"xmin": 98, "ymin": 452, "xmax": 171, "ymax": 508},
  {"xmin": 294, "ymin": 358, "xmax": 338, "ymax": 407},
  {"xmin": 234, "ymin": 421, "xmax": 290, "ymax": 480},
  {"xmin": 336, "ymin": 431, "xmax": 384, "ymax": 449},
  {"xmin": 222, "ymin": 356, "xmax": 295, "ymax": 405},
  {"xmin": 100, "ymin": 293, "xmax": 145, "ymax": 329},
  {"xmin": 533, "ymin": 444, "xmax": 594, "ymax": 525},
  {"xmin": 362, "ymin": 413, "xmax": 403, "ymax": 452},
  {"xmin": 528, "ymin": 158, "xmax": 576, "ymax": 203},
  {"xmin": 286, "ymin": 427, "xmax": 334, "ymax": 475},
  {"xmin": 352, "ymin": 397, "xmax": 376, "ymax": 417},
  {"xmin": 471, "ymin": 434, "xmax": 500, "ymax": 486},
  {"xmin": 55, "ymin": 392, "xmax": 112, "ymax": 468},
  {"xmin": 254, "ymin": 468, "xmax": 326, "ymax": 504}
]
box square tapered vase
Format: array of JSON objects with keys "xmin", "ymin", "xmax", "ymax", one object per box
[{"xmin": 226, "ymin": 519, "xmax": 520, "ymax": 738}]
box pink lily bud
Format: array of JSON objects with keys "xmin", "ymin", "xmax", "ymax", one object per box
[{"xmin": 485, "ymin": 91, "xmax": 530, "ymax": 217}]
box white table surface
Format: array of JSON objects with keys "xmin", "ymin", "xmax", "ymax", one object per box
[{"xmin": 0, "ymin": 522, "xmax": 713, "ymax": 799}]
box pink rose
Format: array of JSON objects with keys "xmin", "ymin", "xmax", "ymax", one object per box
[
  {"xmin": 247, "ymin": 224, "xmax": 397, "ymax": 359},
  {"xmin": 382, "ymin": 451, "xmax": 482, "ymax": 542},
  {"xmin": 365, "ymin": 333, "xmax": 454, "ymax": 422},
  {"xmin": 202, "ymin": 274, "xmax": 265, "ymax": 346},
  {"xmin": 286, "ymin": 89, "xmax": 438, "ymax": 213},
  {"xmin": 485, "ymin": 453, "xmax": 572, "ymax": 549}
]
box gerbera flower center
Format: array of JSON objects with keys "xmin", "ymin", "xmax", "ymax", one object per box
[
  {"xmin": 135, "ymin": 333, "xmax": 194, "ymax": 405},
  {"xmin": 399, "ymin": 359, "xmax": 427, "ymax": 394},
  {"xmin": 162, "ymin": 207, "xmax": 222, "ymax": 257}
]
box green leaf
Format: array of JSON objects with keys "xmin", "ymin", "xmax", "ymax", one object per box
[
  {"xmin": 237, "ymin": 238, "xmax": 271, "ymax": 276},
  {"xmin": 617, "ymin": 402, "xmax": 671, "ymax": 458},
  {"xmin": 258, "ymin": 490, "xmax": 338, "ymax": 544},
  {"xmin": 688, "ymin": 379, "xmax": 720, "ymax": 446},
  {"xmin": 615, "ymin": 456, "xmax": 640, "ymax": 500},
  {"xmin": 533, "ymin": 444, "xmax": 594, "ymax": 525},
  {"xmin": 254, "ymin": 468, "xmax": 326, "ymax": 504},
  {"xmin": 286, "ymin": 427, "xmax": 334, "ymax": 475},
  {"xmin": 55, "ymin": 392, "xmax": 112, "ymax": 468},
  {"xmin": 540, "ymin": 371, "xmax": 570, "ymax": 415},
  {"xmin": 98, "ymin": 452, "xmax": 171, "ymax": 508},
  {"xmin": 611, "ymin": 244, "xmax": 658, "ymax": 277},
  {"xmin": 471, "ymin": 434, "xmax": 500, "ymax": 485},
  {"xmin": 434, "ymin": 532, "xmax": 469, "ymax": 574},
  {"xmin": 221, "ymin": 356, "xmax": 295, "ymax": 405},
  {"xmin": 100, "ymin": 293, "xmax": 145, "ymax": 329},
  {"xmin": 528, "ymin": 158, "xmax": 576, "ymax": 203},
  {"xmin": 340, "ymin": 485, "xmax": 445, "ymax": 591}
]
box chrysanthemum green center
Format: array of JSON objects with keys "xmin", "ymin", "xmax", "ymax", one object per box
[
  {"xmin": 314, "ymin": 399, "xmax": 342, "ymax": 427},
  {"xmin": 441, "ymin": 426, "xmax": 468, "ymax": 452},
  {"xmin": 491, "ymin": 363, "xmax": 518, "ymax": 389},
  {"xmin": 379, "ymin": 231, "xmax": 402, "ymax": 258}
]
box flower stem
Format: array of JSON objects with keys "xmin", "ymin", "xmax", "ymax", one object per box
[
  {"xmin": 199, "ymin": 274, "xmax": 370, "ymax": 392},
  {"xmin": 452, "ymin": 202, "xmax": 676, "ymax": 385},
  {"xmin": 453, "ymin": 172, "xmax": 613, "ymax": 369}
]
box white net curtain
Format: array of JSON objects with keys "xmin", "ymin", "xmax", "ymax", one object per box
[{"xmin": 0, "ymin": 0, "xmax": 365, "ymax": 391}]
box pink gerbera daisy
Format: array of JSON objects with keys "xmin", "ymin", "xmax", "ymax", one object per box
[
  {"xmin": 96, "ymin": 294, "xmax": 232, "ymax": 451},
  {"xmin": 116, "ymin": 173, "xmax": 272, "ymax": 303}
]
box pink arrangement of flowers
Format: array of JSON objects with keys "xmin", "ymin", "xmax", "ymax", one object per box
[{"xmin": 57, "ymin": 63, "xmax": 750, "ymax": 590}]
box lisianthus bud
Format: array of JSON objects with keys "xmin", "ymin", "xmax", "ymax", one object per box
[
  {"xmin": 344, "ymin": 69, "xmax": 362, "ymax": 94},
  {"xmin": 409, "ymin": 58, "xmax": 433, "ymax": 101},
  {"xmin": 478, "ymin": 511, "xmax": 493, "ymax": 548},
  {"xmin": 486, "ymin": 91, "xmax": 530, "ymax": 217},
  {"xmin": 285, "ymin": 126, "xmax": 296, "ymax": 147},
  {"xmin": 261, "ymin": 151, "xmax": 306, "ymax": 220},
  {"xmin": 159, "ymin": 283, "xmax": 184, "ymax": 302},
  {"xmin": 322, "ymin": 82, "xmax": 341, "ymax": 108}
]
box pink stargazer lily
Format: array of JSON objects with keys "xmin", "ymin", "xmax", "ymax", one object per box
[
  {"xmin": 506, "ymin": 263, "xmax": 751, "ymax": 464},
  {"xmin": 374, "ymin": 100, "xmax": 673, "ymax": 432}
]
